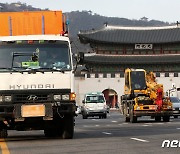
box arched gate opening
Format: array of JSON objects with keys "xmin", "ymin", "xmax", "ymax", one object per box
[{"xmin": 102, "ymin": 89, "xmax": 118, "ymax": 108}]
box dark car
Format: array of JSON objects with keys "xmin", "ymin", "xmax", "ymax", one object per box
[{"xmin": 170, "ymin": 97, "xmax": 180, "ymax": 118}]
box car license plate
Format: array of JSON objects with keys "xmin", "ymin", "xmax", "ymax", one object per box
[{"xmin": 21, "ymin": 104, "xmax": 45, "ymax": 117}]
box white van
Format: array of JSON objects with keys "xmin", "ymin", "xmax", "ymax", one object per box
[{"xmin": 81, "ymin": 92, "xmax": 107, "ymax": 119}]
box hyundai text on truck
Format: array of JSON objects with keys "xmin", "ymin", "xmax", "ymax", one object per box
[{"xmin": 0, "ymin": 11, "xmax": 83, "ymax": 139}]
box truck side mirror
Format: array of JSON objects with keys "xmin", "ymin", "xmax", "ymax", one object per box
[
  {"xmin": 82, "ymin": 100, "xmax": 85, "ymax": 104},
  {"xmin": 77, "ymin": 52, "xmax": 84, "ymax": 64}
]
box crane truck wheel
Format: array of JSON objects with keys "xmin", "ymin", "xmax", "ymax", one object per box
[
  {"xmin": 155, "ymin": 116, "xmax": 161, "ymax": 122},
  {"xmin": 61, "ymin": 115, "xmax": 74, "ymax": 139},
  {"xmin": 125, "ymin": 116, "xmax": 130, "ymax": 122},
  {"xmin": 163, "ymin": 116, "xmax": 170, "ymax": 122},
  {"xmin": 129, "ymin": 105, "xmax": 137, "ymax": 123}
]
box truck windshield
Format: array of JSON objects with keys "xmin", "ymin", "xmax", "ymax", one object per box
[
  {"xmin": 86, "ymin": 95, "xmax": 105, "ymax": 103},
  {"xmin": 0, "ymin": 41, "xmax": 72, "ymax": 71},
  {"xmin": 131, "ymin": 71, "xmax": 146, "ymax": 90}
]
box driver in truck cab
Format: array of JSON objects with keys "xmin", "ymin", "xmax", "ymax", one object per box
[{"xmin": 41, "ymin": 49, "xmax": 69, "ymax": 69}]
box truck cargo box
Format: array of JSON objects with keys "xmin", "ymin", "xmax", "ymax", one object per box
[{"xmin": 0, "ymin": 11, "xmax": 65, "ymax": 36}]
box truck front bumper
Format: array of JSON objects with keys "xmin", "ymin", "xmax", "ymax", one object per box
[
  {"xmin": 0, "ymin": 102, "xmax": 76, "ymax": 120},
  {"xmin": 85, "ymin": 109, "xmax": 107, "ymax": 116},
  {"xmin": 134, "ymin": 110, "xmax": 173, "ymax": 117}
]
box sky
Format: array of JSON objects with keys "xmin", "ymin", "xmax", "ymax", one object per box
[{"xmin": 1, "ymin": 0, "xmax": 180, "ymax": 23}]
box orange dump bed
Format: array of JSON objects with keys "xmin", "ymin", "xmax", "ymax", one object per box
[{"xmin": 0, "ymin": 11, "xmax": 65, "ymax": 36}]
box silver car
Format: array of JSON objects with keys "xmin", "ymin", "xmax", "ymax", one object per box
[{"xmin": 170, "ymin": 97, "xmax": 180, "ymax": 118}]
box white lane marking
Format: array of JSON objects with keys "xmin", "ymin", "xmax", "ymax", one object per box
[
  {"xmin": 131, "ymin": 138, "xmax": 149, "ymax": 143},
  {"xmin": 111, "ymin": 121, "xmax": 117, "ymax": 123},
  {"xmin": 102, "ymin": 132, "xmax": 112, "ymax": 135},
  {"xmin": 122, "ymin": 123, "xmax": 128, "ymax": 125},
  {"xmin": 95, "ymin": 125, "xmax": 99, "ymax": 127},
  {"xmin": 92, "ymin": 119, "xmax": 100, "ymax": 121},
  {"xmin": 176, "ymin": 128, "xmax": 180, "ymax": 130},
  {"xmin": 142, "ymin": 125, "xmax": 152, "ymax": 127},
  {"xmin": 155, "ymin": 123, "xmax": 164, "ymax": 125}
]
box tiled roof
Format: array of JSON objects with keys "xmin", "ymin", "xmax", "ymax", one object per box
[
  {"xmin": 78, "ymin": 25, "xmax": 180, "ymax": 44},
  {"xmin": 84, "ymin": 54, "xmax": 180, "ymax": 64}
]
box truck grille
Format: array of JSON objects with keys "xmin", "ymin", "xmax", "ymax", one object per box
[
  {"xmin": 1, "ymin": 89, "xmax": 71, "ymax": 104},
  {"xmin": 138, "ymin": 100, "xmax": 153, "ymax": 105},
  {"xmin": 13, "ymin": 94, "xmax": 50, "ymax": 103}
]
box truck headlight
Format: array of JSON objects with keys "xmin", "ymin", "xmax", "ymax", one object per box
[
  {"xmin": 136, "ymin": 106, "xmax": 140, "ymax": 110},
  {"xmin": 4, "ymin": 96, "xmax": 12, "ymax": 102},
  {"xmin": 53, "ymin": 95, "xmax": 61, "ymax": 101},
  {"xmin": 70, "ymin": 93, "xmax": 76, "ymax": 101},
  {"xmin": 62, "ymin": 94, "xmax": 70, "ymax": 100}
]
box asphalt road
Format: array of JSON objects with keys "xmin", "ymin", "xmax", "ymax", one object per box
[{"xmin": 1, "ymin": 111, "xmax": 180, "ymax": 154}]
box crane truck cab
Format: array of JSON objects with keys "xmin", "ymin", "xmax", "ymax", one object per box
[
  {"xmin": 121, "ymin": 68, "xmax": 173, "ymax": 123},
  {"xmin": 0, "ymin": 11, "xmax": 83, "ymax": 139},
  {"xmin": 81, "ymin": 92, "xmax": 107, "ymax": 119}
]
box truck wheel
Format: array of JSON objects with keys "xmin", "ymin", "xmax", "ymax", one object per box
[
  {"xmin": 125, "ymin": 116, "xmax": 130, "ymax": 122},
  {"xmin": 155, "ymin": 116, "xmax": 161, "ymax": 122},
  {"xmin": 174, "ymin": 115, "xmax": 178, "ymax": 118},
  {"xmin": 82, "ymin": 114, "xmax": 87, "ymax": 119},
  {"xmin": 163, "ymin": 116, "xmax": 170, "ymax": 122},
  {"xmin": 104, "ymin": 114, "xmax": 107, "ymax": 119},
  {"xmin": 0, "ymin": 129, "xmax": 8, "ymax": 138},
  {"xmin": 61, "ymin": 115, "xmax": 74, "ymax": 139},
  {"xmin": 130, "ymin": 106, "xmax": 137, "ymax": 123}
]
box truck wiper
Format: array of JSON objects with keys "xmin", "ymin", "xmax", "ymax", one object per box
[
  {"xmin": 0, "ymin": 67, "xmax": 22, "ymax": 72},
  {"xmin": 26, "ymin": 67, "xmax": 65, "ymax": 73},
  {"xmin": 0, "ymin": 67, "xmax": 12, "ymax": 70}
]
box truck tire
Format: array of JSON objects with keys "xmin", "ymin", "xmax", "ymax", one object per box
[
  {"xmin": 163, "ymin": 116, "xmax": 170, "ymax": 122},
  {"xmin": 0, "ymin": 129, "xmax": 8, "ymax": 138},
  {"xmin": 103, "ymin": 114, "xmax": 107, "ymax": 119},
  {"xmin": 61, "ymin": 115, "xmax": 74, "ymax": 139},
  {"xmin": 130, "ymin": 105, "xmax": 137, "ymax": 123},
  {"xmin": 174, "ymin": 115, "xmax": 178, "ymax": 118},
  {"xmin": 82, "ymin": 113, "xmax": 87, "ymax": 119},
  {"xmin": 125, "ymin": 116, "xmax": 130, "ymax": 122},
  {"xmin": 155, "ymin": 116, "xmax": 161, "ymax": 122}
]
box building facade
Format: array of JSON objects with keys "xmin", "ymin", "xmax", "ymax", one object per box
[{"xmin": 75, "ymin": 25, "xmax": 180, "ymax": 107}]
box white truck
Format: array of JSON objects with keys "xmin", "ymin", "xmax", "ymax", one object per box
[{"xmin": 0, "ymin": 11, "xmax": 83, "ymax": 139}]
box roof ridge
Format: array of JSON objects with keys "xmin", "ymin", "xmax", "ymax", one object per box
[
  {"xmin": 94, "ymin": 54, "xmax": 180, "ymax": 57},
  {"xmin": 106, "ymin": 25, "xmax": 180, "ymax": 30}
]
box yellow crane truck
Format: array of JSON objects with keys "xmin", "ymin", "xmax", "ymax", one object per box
[{"xmin": 120, "ymin": 68, "xmax": 173, "ymax": 123}]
